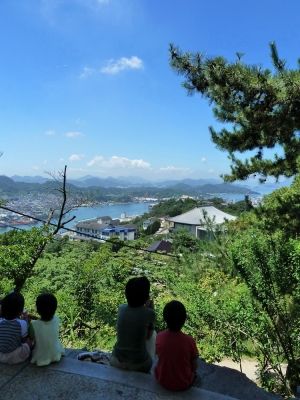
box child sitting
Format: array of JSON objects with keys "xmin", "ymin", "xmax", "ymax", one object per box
[
  {"xmin": 29, "ymin": 293, "xmax": 65, "ymax": 366},
  {"xmin": 110, "ymin": 277, "xmax": 156, "ymax": 373},
  {"xmin": 154, "ymin": 300, "xmax": 200, "ymax": 391},
  {"xmin": 0, "ymin": 292, "xmax": 31, "ymax": 364}
]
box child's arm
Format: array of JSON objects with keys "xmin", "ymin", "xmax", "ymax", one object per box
[
  {"xmin": 191, "ymin": 357, "xmax": 198, "ymax": 372},
  {"xmin": 146, "ymin": 303, "xmax": 155, "ymax": 339},
  {"xmin": 28, "ymin": 322, "xmax": 35, "ymax": 340},
  {"xmin": 146, "ymin": 329, "xmax": 154, "ymax": 339},
  {"xmin": 18, "ymin": 319, "xmax": 29, "ymax": 343},
  {"xmin": 190, "ymin": 336, "xmax": 199, "ymax": 372},
  {"xmin": 27, "ymin": 313, "xmax": 38, "ymax": 321}
]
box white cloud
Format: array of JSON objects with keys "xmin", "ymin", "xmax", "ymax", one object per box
[
  {"xmin": 87, "ymin": 156, "xmax": 104, "ymax": 166},
  {"xmin": 65, "ymin": 131, "xmax": 83, "ymax": 138},
  {"xmin": 160, "ymin": 166, "xmax": 191, "ymax": 172},
  {"xmin": 201, "ymin": 157, "xmax": 207, "ymax": 163},
  {"xmin": 77, "ymin": 0, "xmax": 110, "ymax": 7},
  {"xmin": 87, "ymin": 155, "xmax": 151, "ymax": 169},
  {"xmin": 75, "ymin": 118, "xmax": 85, "ymax": 125},
  {"xmin": 69, "ymin": 168, "xmax": 88, "ymax": 172},
  {"xmin": 32, "ymin": 166, "xmax": 40, "ymax": 170},
  {"xmin": 45, "ymin": 130, "xmax": 55, "ymax": 135},
  {"xmin": 80, "ymin": 67, "xmax": 95, "ymax": 79},
  {"xmin": 208, "ymin": 169, "xmax": 214, "ymax": 173},
  {"xmin": 101, "ymin": 56, "xmax": 143, "ymax": 74},
  {"xmin": 59, "ymin": 158, "xmax": 64, "ymax": 162},
  {"xmin": 43, "ymin": 160, "xmax": 48, "ymax": 165},
  {"xmin": 69, "ymin": 154, "xmax": 85, "ymax": 162}
]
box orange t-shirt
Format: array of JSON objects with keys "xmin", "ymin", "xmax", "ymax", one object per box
[{"xmin": 155, "ymin": 330, "xmax": 199, "ymax": 391}]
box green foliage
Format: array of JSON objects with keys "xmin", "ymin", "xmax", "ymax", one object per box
[
  {"xmin": 145, "ymin": 219, "xmax": 161, "ymax": 235},
  {"xmin": 151, "ymin": 198, "xmax": 197, "ymax": 217},
  {"xmin": 215, "ymin": 199, "xmax": 253, "ymax": 217},
  {"xmin": 169, "ymin": 42, "xmax": 300, "ymax": 182},
  {"xmin": 171, "ymin": 227, "xmax": 200, "ymax": 254},
  {"xmin": 230, "ymin": 228, "xmax": 300, "ymax": 396},
  {"xmin": 0, "ymin": 226, "xmax": 53, "ymax": 291},
  {"xmin": 43, "ymin": 235, "xmax": 69, "ymax": 254},
  {"xmin": 255, "ymin": 173, "xmax": 300, "ymax": 237}
]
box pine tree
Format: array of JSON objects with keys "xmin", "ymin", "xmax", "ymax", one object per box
[{"xmin": 169, "ymin": 42, "xmax": 300, "ymax": 182}]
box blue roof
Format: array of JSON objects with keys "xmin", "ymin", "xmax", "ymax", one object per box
[{"xmin": 101, "ymin": 226, "xmax": 135, "ymax": 233}]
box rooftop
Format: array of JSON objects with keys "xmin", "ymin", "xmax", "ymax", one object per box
[
  {"xmin": 147, "ymin": 240, "xmax": 173, "ymax": 253},
  {"xmin": 167, "ymin": 206, "xmax": 236, "ymax": 225}
]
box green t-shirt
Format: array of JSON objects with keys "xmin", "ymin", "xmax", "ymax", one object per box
[{"xmin": 112, "ymin": 304, "xmax": 155, "ymax": 364}]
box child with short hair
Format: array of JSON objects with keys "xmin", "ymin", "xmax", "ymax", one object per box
[
  {"xmin": 110, "ymin": 277, "xmax": 156, "ymax": 373},
  {"xmin": 154, "ymin": 300, "xmax": 200, "ymax": 391},
  {"xmin": 0, "ymin": 292, "xmax": 31, "ymax": 364},
  {"xmin": 29, "ymin": 293, "xmax": 65, "ymax": 366}
]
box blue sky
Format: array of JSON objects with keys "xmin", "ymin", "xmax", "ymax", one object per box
[{"xmin": 1, "ymin": 0, "xmax": 299, "ymax": 183}]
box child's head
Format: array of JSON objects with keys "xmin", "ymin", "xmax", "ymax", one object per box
[
  {"xmin": 36, "ymin": 293, "xmax": 57, "ymax": 320},
  {"xmin": 125, "ymin": 277, "xmax": 150, "ymax": 307},
  {"xmin": 1, "ymin": 292, "xmax": 24, "ymax": 320},
  {"xmin": 163, "ymin": 300, "xmax": 186, "ymax": 331}
]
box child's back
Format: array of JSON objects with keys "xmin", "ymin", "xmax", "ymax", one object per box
[
  {"xmin": 154, "ymin": 301, "xmax": 199, "ymax": 391},
  {"xmin": 0, "ymin": 292, "xmax": 31, "ymax": 364},
  {"xmin": 30, "ymin": 293, "xmax": 64, "ymax": 367}
]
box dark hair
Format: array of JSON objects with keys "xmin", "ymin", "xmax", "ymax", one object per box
[
  {"xmin": 36, "ymin": 293, "xmax": 57, "ymax": 320},
  {"xmin": 125, "ymin": 277, "xmax": 150, "ymax": 307},
  {"xmin": 2, "ymin": 292, "xmax": 24, "ymax": 320},
  {"xmin": 163, "ymin": 300, "xmax": 186, "ymax": 331}
]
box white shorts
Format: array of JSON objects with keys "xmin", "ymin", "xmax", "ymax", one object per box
[{"xmin": 0, "ymin": 343, "xmax": 30, "ymax": 364}]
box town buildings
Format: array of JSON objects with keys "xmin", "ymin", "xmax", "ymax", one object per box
[{"xmin": 70, "ymin": 216, "xmax": 137, "ymax": 242}]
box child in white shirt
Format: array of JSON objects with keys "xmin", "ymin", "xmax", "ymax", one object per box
[{"xmin": 29, "ymin": 293, "xmax": 65, "ymax": 367}]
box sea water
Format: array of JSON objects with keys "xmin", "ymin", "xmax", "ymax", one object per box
[{"xmin": 0, "ymin": 202, "xmax": 155, "ymax": 233}]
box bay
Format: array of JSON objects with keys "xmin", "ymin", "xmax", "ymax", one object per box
[
  {"xmin": 0, "ymin": 189, "xmax": 276, "ymax": 234},
  {"xmin": 0, "ymin": 202, "xmax": 155, "ymax": 234}
]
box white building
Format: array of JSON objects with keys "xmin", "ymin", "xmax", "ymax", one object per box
[{"xmin": 167, "ymin": 206, "xmax": 236, "ymax": 240}]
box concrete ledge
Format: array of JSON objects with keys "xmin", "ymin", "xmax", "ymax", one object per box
[
  {"xmin": 45, "ymin": 357, "xmax": 236, "ymax": 399},
  {"xmin": 0, "ymin": 356, "xmax": 282, "ymax": 400},
  {"xmin": 0, "ymin": 357, "xmax": 236, "ymax": 400}
]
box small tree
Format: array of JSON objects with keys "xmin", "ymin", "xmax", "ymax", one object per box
[
  {"xmin": 230, "ymin": 228, "xmax": 300, "ymax": 396},
  {"xmin": 145, "ymin": 219, "xmax": 161, "ymax": 235},
  {"xmin": 0, "ymin": 166, "xmax": 88, "ymax": 292}
]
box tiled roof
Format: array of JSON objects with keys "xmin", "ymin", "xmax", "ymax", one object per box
[
  {"xmin": 167, "ymin": 206, "xmax": 236, "ymax": 225},
  {"xmin": 147, "ymin": 240, "xmax": 173, "ymax": 253},
  {"xmin": 75, "ymin": 221, "xmax": 108, "ymax": 230},
  {"xmin": 119, "ymin": 224, "xmax": 138, "ymax": 229}
]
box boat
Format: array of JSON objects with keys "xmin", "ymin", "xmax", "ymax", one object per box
[{"xmin": 8, "ymin": 219, "xmax": 36, "ymax": 225}]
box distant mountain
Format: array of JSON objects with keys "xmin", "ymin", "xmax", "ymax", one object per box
[
  {"xmin": 182, "ymin": 178, "xmax": 222, "ymax": 186},
  {"xmin": 7, "ymin": 175, "xmax": 258, "ymax": 193},
  {"xmin": 195, "ymin": 183, "xmax": 259, "ymax": 194},
  {"xmin": 11, "ymin": 175, "xmax": 50, "ymax": 184},
  {"xmin": 116, "ymin": 176, "xmax": 150, "ymax": 184},
  {"xmin": 70, "ymin": 177, "xmax": 133, "ymax": 187},
  {"xmin": 153, "ymin": 178, "xmax": 222, "ymax": 188},
  {"xmin": 252, "ymin": 179, "xmax": 293, "ymax": 191},
  {"xmin": 76, "ymin": 175, "xmax": 98, "ymax": 182},
  {"xmin": 0, "ymin": 175, "xmax": 17, "ymax": 187},
  {"xmin": 169, "ymin": 183, "xmax": 196, "ymax": 190}
]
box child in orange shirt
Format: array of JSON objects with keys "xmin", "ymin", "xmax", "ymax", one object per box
[{"xmin": 155, "ymin": 301, "xmax": 200, "ymax": 391}]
